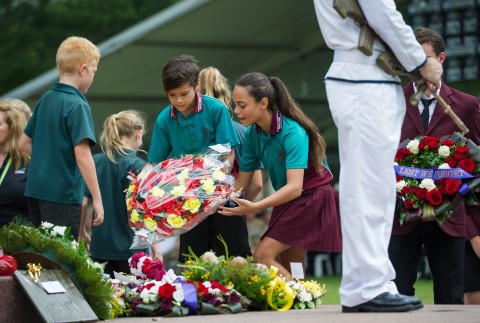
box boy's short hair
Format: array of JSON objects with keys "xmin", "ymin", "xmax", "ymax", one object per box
[
  {"xmin": 414, "ymin": 27, "xmax": 445, "ymax": 56},
  {"xmin": 56, "ymin": 36, "xmax": 101, "ymax": 75},
  {"xmin": 162, "ymin": 55, "xmax": 199, "ymax": 92}
]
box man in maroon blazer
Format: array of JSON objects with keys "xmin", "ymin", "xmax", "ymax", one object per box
[{"xmin": 389, "ymin": 27, "xmax": 480, "ymax": 304}]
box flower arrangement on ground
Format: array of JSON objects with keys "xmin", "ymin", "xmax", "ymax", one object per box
[
  {"xmin": 127, "ymin": 146, "xmax": 238, "ymax": 248},
  {"xmin": 179, "ymin": 237, "xmax": 295, "ymax": 311},
  {"xmin": 285, "ymin": 279, "xmax": 327, "ymax": 309},
  {"xmin": 114, "ymin": 252, "xmax": 242, "ymax": 317},
  {"xmin": 394, "ymin": 132, "xmax": 480, "ymax": 225},
  {"xmin": 0, "ymin": 219, "xmax": 118, "ymax": 319}
]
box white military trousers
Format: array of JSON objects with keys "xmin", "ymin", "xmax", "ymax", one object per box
[{"xmin": 326, "ymin": 72, "xmax": 406, "ymax": 307}]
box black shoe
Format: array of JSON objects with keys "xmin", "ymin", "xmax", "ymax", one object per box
[
  {"xmin": 397, "ymin": 294, "xmax": 424, "ymax": 310},
  {"xmin": 342, "ymin": 292, "xmax": 415, "ymax": 313}
]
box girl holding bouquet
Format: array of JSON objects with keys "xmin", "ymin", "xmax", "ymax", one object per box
[
  {"xmin": 80, "ymin": 110, "xmax": 161, "ymax": 277},
  {"xmin": 219, "ymin": 72, "xmax": 342, "ymax": 279}
]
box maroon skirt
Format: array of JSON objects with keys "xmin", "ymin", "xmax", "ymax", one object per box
[{"xmin": 262, "ymin": 184, "xmax": 342, "ymax": 252}]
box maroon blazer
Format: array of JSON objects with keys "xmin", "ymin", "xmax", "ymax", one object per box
[{"xmin": 393, "ymin": 81, "xmax": 480, "ymax": 238}]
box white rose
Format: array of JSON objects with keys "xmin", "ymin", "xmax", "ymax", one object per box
[
  {"xmin": 407, "ymin": 140, "xmax": 420, "ymax": 155},
  {"xmin": 396, "ymin": 180, "xmax": 407, "ymax": 192},
  {"xmin": 438, "ymin": 145, "xmax": 450, "ymax": 157},
  {"xmin": 419, "ymin": 178, "xmax": 436, "ymax": 191},
  {"xmin": 41, "ymin": 221, "xmax": 54, "ymax": 229},
  {"xmin": 438, "ymin": 163, "xmax": 451, "ymax": 169},
  {"xmin": 52, "ymin": 225, "xmax": 67, "ymax": 237},
  {"xmin": 201, "ymin": 251, "xmax": 218, "ymax": 264},
  {"xmin": 173, "ymin": 288, "xmax": 185, "ymax": 302}
]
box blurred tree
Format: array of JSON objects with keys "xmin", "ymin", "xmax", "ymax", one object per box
[{"xmin": 0, "ymin": 0, "xmax": 177, "ymax": 94}]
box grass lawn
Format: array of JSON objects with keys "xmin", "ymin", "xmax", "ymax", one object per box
[{"xmin": 312, "ymin": 275, "xmax": 434, "ymax": 305}]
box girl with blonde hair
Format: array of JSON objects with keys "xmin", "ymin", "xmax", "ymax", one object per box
[{"xmin": 80, "ymin": 109, "xmax": 161, "ymax": 277}]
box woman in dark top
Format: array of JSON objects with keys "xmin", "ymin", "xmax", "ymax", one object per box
[{"xmin": 0, "ymin": 100, "xmax": 30, "ymax": 226}]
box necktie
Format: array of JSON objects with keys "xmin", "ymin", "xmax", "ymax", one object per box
[{"xmin": 421, "ymin": 98, "xmax": 434, "ymax": 130}]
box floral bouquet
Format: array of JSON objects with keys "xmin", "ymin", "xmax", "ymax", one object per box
[
  {"xmin": 119, "ymin": 251, "xmax": 242, "ymax": 316},
  {"xmin": 179, "ymin": 237, "xmax": 294, "ymax": 311},
  {"xmin": 285, "ymin": 279, "xmax": 327, "ymax": 309},
  {"xmin": 127, "ymin": 144, "xmax": 238, "ymax": 248},
  {"xmin": 394, "ymin": 132, "xmax": 480, "ymax": 225}
]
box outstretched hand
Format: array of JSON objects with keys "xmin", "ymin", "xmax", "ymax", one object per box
[{"xmin": 218, "ymin": 198, "xmax": 257, "ymax": 216}]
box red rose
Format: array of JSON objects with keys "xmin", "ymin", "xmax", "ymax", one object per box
[
  {"xmin": 401, "ymin": 186, "xmax": 411, "ymax": 195},
  {"xmin": 442, "ymin": 139, "xmax": 455, "ymax": 147},
  {"xmin": 396, "ymin": 148, "xmax": 412, "ymax": 162},
  {"xmin": 426, "ymin": 189, "xmax": 443, "ymax": 206},
  {"xmin": 445, "ymin": 157, "xmax": 458, "ymax": 168},
  {"xmin": 158, "ymin": 283, "xmax": 176, "ymax": 299},
  {"xmin": 453, "ymin": 146, "xmax": 469, "ymax": 160},
  {"xmin": 444, "ymin": 179, "xmax": 461, "ymax": 195},
  {"xmin": 404, "ymin": 199, "xmax": 414, "ymax": 209},
  {"xmin": 396, "ymin": 176, "xmax": 403, "ymax": 182},
  {"xmin": 458, "ymin": 158, "xmax": 475, "ymax": 173},
  {"xmin": 420, "ymin": 136, "xmax": 439, "ymax": 151},
  {"xmin": 415, "ymin": 187, "xmax": 428, "ymax": 200}
]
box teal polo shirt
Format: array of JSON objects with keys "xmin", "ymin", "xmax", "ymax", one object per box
[
  {"xmin": 24, "ymin": 82, "xmax": 96, "ymax": 204},
  {"xmin": 240, "ymin": 113, "xmax": 309, "ymax": 191},
  {"xmin": 148, "ymin": 94, "xmax": 240, "ymax": 162},
  {"xmin": 86, "ymin": 150, "xmax": 147, "ymax": 259}
]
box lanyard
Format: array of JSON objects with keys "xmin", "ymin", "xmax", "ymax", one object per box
[{"xmin": 0, "ymin": 157, "xmax": 12, "ymax": 186}]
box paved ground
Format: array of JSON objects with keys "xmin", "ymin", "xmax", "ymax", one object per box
[{"xmin": 115, "ymin": 305, "xmax": 480, "ymax": 323}]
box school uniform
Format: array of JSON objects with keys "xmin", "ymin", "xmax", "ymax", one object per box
[
  {"xmin": 240, "ymin": 111, "xmax": 342, "ymax": 252},
  {"xmin": 0, "ymin": 157, "xmax": 28, "ymax": 226},
  {"xmin": 24, "ymin": 82, "xmax": 96, "ymax": 238},
  {"xmin": 86, "ymin": 150, "xmax": 147, "ymax": 276},
  {"xmin": 389, "ymin": 81, "xmax": 480, "ymax": 303},
  {"xmin": 148, "ymin": 93, "xmax": 249, "ymax": 262},
  {"xmin": 314, "ymin": 0, "xmax": 427, "ymax": 307}
]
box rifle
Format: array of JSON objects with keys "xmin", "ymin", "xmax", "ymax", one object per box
[{"xmin": 333, "ymin": 0, "xmax": 469, "ymax": 134}]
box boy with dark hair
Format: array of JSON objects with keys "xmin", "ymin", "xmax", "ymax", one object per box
[
  {"xmin": 148, "ymin": 55, "xmax": 250, "ymax": 262},
  {"xmin": 19, "ymin": 36, "xmax": 104, "ymax": 239}
]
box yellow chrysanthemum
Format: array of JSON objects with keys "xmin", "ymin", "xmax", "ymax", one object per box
[
  {"xmin": 182, "ymin": 198, "xmax": 201, "ymax": 213},
  {"xmin": 212, "ymin": 169, "xmax": 226, "ymax": 181},
  {"xmin": 201, "ymin": 273, "xmax": 210, "ymax": 280},
  {"xmin": 167, "ymin": 214, "xmax": 187, "ymax": 228},
  {"xmin": 170, "ymin": 184, "xmax": 187, "ymax": 196},
  {"xmin": 144, "ymin": 218, "xmax": 157, "ymax": 231},
  {"xmin": 177, "ymin": 168, "xmax": 189, "ymax": 184},
  {"xmin": 185, "ymin": 259, "xmax": 195, "ymax": 265},
  {"xmin": 150, "ymin": 186, "xmax": 165, "ymax": 198},
  {"xmin": 130, "ymin": 209, "xmax": 140, "ymax": 223},
  {"xmin": 200, "ymin": 179, "xmax": 215, "ymax": 195}
]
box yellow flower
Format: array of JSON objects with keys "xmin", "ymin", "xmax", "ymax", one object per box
[
  {"xmin": 251, "ymin": 275, "xmax": 260, "ymax": 282},
  {"xmin": 182, "ymin": 198, "xmax": 201, "ymax": 213},
  {"xmin": 150, "ymin": 187, "xmax": 165, "ymax": 198},
  {"xmin": 212, "ymin": 169, "xmax": 226, "ymax": 181},
  {"xmin": 177, "ymin": 168, "xmax": 189, "ymax": 184},
  {"xmin": 167, "ymin": 214, "xmax": 187, "ymax": 228},
  {"xmin": 201, "ymin": 273, "xmax": 210, "ymax": 280},
  {"xmin": 268, "ymin": 265, "xmax": 279, "ymax": 278},
  {"xmin": 200, "ymin": 179, "xmax": 215, "ymax": 195},
  {"xmin": 260, "ymin": 286, "xmax": 266, "ymax": 295},
  {"xmin": 227, "ymin": 282, "xmax": 234, "ymax": 288},
  {"xmin": 185, "ymin": 259, "xmax": 195, "ymax": 265},
  {"xmin": 170, "ymin": 184, "xmax": 187, "ymax": 196},
  {"xmin": 128, "ymin": 183, "xmax": 136, "ymax": 194},
  {"xmin": 130, "ymin": 209, "xmax": 140, "ymax": 223},
  {"xmin": 144, "ymin": 218, "xmax": 157, "ymax": 231}
]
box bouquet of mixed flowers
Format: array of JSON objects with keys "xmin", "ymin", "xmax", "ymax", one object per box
[
  {"xmin": 285, "ymin": 279, "xmax": 327, "ymax": 309},
  {"xmin": 394, "ymin": 132, "xmax": 480, "ymax": 225},
  {"xmin": 179, "ymin": 237, "xmax": 295, "ymax": 311},
  {"xmin": 127, "ymin": 145, "xmax": 238, "ymax": 248},
  {"xmin": 116, "ymin": 251, "xmax": 242, "ymax": 317}
]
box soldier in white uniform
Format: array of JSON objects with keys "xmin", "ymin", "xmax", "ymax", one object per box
[{"xmin": 313, "ymin": 0, "xmax": 442, "ymax": 312}]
